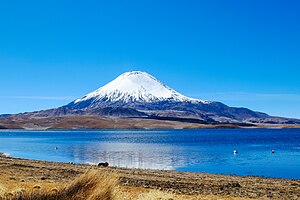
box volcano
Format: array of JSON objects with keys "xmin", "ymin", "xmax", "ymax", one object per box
[{"xmin": 1, "ymin": 71, "xmax": 299, "ymax": 129}]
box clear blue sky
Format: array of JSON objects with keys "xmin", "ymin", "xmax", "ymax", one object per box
[{"xmin": 0, "ymin": 0, "xmax": 299, "ymax": 118}]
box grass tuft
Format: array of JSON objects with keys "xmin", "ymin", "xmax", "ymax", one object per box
[{"xmin": 0, "ymin": 170, "xmax": 118, "ymax": 200}]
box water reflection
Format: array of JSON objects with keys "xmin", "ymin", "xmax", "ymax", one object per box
[{"xmin": 70, "ymin": 142, "xmax": 186, "ymax": 170}]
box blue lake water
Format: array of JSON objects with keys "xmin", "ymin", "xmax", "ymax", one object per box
[{"xmin": 0, "ymin": 129, "xmax": 299, "ymax": 179}]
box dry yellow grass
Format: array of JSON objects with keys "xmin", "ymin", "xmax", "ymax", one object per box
[
  {"xmin": 1, "ymin": 156, "xmax": 300, "ymax": 199},
  {"xmin": 0, "ymin": 170, "xmax": 252, "ymax": 200},
  {"xmin": 135, "ymin": 191, "xmax": 251, "ymax": 200},
  {"xmin": 117, "ymin": 186, "xmax": 252, "ymax": 200},
  {"xmin": 0, "ymin": 170, "xmax": 118, "ymax": 200}
]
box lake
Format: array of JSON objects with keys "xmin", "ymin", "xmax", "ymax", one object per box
[{"xmin": 0, "ymin": 129, "xmax": 299, "ymax": 179}]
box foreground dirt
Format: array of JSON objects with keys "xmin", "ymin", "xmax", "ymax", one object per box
[{"xmin": 0, "ymin": 155, "xmax": 299, "ymax": 200}]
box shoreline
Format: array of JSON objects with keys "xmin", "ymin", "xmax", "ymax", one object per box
[
  {"xmin": 0, "ymin": 152, "xmax": 298, "ymax": 181},
  {"xmin": 1, "ymin": 124, "xmax": 300, "ymax": 131},
  {"xmin": 0, "ymin": 153, "xmax": 300, "ymax": 199},
  {"xmin": 1, "ymin": 115, "xmax": 300, "ymax": 130}
]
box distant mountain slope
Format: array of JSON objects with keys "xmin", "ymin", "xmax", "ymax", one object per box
[
  {"xmin": 2, "ymin": 71, "xmax": 300, "ymax": 127},
  {"xmin": 0, "ymin": 114, "xmax": 11, "ymax": 118},
  {"xmin": 62, "ymin": 71, "xmax": 295, "ymax": 124}
]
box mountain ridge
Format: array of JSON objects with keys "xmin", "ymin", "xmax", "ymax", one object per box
[
  {"xmin": 62, "ymin": 71, "xmax": 273, "ymax": 123},
  {"xmin": 1, "ymin": 71, "xmax": 299, "ymax": 129}
]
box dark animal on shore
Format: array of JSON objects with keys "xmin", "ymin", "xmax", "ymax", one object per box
[{"xmin": 98, "ymin": 162, "xmax": 109, "ymax": 167}]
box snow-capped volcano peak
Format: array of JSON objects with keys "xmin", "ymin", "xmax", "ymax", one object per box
[{"xmin": 74, "ymin": 71, "xmax": 208, "ymax": 104}]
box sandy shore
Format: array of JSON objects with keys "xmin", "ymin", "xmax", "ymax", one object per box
[{"xmin": 0, "ymin": 154, "xmax": 299, "ymax": 199}]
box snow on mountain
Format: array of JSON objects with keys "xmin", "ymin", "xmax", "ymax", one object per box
[
  {"xmin": 12, "ymin": 70, "xmax": 295, "ymax": 125},
  {"xmin": 74, "ymin": 71, "xmax": 210, "ymax": 104}
]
